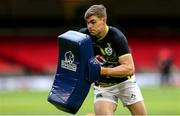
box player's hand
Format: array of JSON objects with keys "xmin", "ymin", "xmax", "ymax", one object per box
[
  {"xmin": 88, "ymin": 57, "xmax": 101, "ymax": 82},
  {"xmin": 95, "ymin": 55, "xmax": 106, "ymax": 65}
]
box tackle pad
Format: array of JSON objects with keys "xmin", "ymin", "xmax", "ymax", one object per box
[{"xmin": 48, "ymin": 31, "xmax": 95, "ymax": 114}]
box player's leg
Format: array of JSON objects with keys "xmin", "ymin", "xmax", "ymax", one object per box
[
  {"xmin": 94, "ymin": 100, "xmax": 117, "ymax": 115},
  {"xmin": 127, "ymin": 101, "xmax": 147, "ymax": 115},
  {"xmin": 117, "ymin": 78, "xmax": 147, "ymax": 116},
  {"xmin": 93, "ymin": 85, "xmax": 118, "ymax": 115}
]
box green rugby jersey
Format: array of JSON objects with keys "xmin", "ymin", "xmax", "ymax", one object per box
[{"xmin": 79, "ymin": 26, "xmax": 131, "ymax": 86}]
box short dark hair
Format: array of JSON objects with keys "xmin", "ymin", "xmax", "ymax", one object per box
[{"xmin": 84, "ymin": 4, "xmax": 107, "ymax": 20}]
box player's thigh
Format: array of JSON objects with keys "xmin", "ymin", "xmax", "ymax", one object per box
[
  {"xmin": 94, "ymin": 85, "xmax": 118, "ymax": 115},
  {"xmin": 118, "ymin": 80, "xmax": 144, "ymax": 106},
  {"xmin": 94, "ymin": 100, "xmax": 117, "ymax": 115},
  {"xmin": 127, "ymin": 101, "xmax": 147, "ymax": 115}
]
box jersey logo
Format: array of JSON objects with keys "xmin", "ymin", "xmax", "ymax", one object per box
[{"xmin": 105, "ymin": 46, "xmax": 113, "ymax": 56}]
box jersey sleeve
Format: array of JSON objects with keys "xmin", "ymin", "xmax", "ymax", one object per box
[{"xmin": 112, "ymin": 28, "xmax": 130, "ymax": 57}]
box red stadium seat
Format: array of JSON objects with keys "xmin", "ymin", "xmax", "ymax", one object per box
[{"xmin": 0, "ymin": 35, "xmax": 179, "ymax": 75}]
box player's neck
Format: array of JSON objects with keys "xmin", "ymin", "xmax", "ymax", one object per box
[{"xmin": 97, "ymin": 25, "xmax": 109, "ymax": 41}]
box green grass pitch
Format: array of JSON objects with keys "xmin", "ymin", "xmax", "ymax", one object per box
[{"xmin": 0, "ymin": 86, "xmax": 180, "ymax": 115}]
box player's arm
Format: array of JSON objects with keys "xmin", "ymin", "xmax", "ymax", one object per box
[{"xmin": 101, "ymin": 53, "xmax": 135, "ymax": 77}]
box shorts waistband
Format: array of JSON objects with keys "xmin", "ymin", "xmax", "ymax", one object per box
[{"xmin": 95, "ymin": 77, "xmax": 129, "ymax": 87}]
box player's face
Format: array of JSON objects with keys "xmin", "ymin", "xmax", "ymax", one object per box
[{"xmin": 86, "ymin": 15, "xmax": 106, "ymax": 37}]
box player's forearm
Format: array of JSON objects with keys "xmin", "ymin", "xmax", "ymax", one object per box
[{"xmin": 100, "ymin": 64, "xmax": 135, "ymax": 77}]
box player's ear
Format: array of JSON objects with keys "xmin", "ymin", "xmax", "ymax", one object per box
[{"xmin": 102, "ymin": 17, "xmax": 107, "ymax": 23}]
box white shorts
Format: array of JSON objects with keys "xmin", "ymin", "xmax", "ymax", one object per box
[{"xmin": 94, "ymin": 76, "xmax": 144, "ymax": 106}]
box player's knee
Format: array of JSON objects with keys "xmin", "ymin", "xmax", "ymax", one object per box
[
  {"xmin": 94, "ymin": 103, "xmax": 115, "ymax": 115},
  {"xmin": 95, "ymin": 109, "xmax": 113, "ymax": 115},
  {"xmin": 127, "ymin": 101, "xmax": 147, "ymax": 116}
]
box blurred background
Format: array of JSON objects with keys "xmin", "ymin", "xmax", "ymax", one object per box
[{"xmin": 0, "ymin": 0, "xmax": 180, "ymax": 115}]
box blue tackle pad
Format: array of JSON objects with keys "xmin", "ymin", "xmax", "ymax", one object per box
[{"xmin": 48, "ymin": 30, "xmax": 94, "ymax": 114}]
